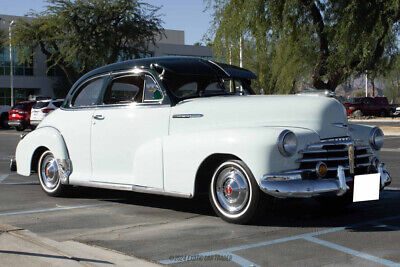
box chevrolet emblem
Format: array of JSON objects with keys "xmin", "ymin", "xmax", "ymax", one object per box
[{"xmin": 348, "ymin": 144, "xmax": 355, "ymax": 175}]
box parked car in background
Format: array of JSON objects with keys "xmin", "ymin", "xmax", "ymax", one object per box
[
  {"xmin": 395, "ymin": 106, "xmax": 400, "ymax": 116},
  {"xmin": 30, "ymin": 99, "xmax": 64, "ymax": 129},
  {"xmin": 344, "ymin": 97, "xmax": 392, "ymax": 117},
  {"xmin": 8, "ymin": 101, "xmax": 36, "ymax": 131},
  {"xmin": 0, "ymin": 105, "xmax": 11, "ymax": 129},
  {"xmin": 13, "ymin": 57, "xmax": 391, "ymax": 224}
]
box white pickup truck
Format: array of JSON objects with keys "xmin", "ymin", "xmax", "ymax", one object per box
[{"xmin": 0, "ymin": 105, "xmax": 11, "ymax": 129}]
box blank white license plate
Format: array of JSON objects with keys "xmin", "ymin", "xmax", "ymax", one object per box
[
  {"xmin": 12, "ymin": 114, "xmax": 16, "ymax": 117},
  {"xmin": 353, "ymin": 173, "xmax": 380, "ymax": 202}
]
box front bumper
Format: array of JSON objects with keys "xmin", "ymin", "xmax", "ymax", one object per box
[
  {"xmin": 260, "ymin": 163, "xmax": 391, "ymax": 198},
  {"xmin": 30, "ymin": 120, "xmax": 42, "ymax": 126},
  {"xmin": 8, "ymin": 120, "xmax": 23, "ymax": 127}
]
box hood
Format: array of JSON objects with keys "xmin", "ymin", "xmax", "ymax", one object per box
[{"xmin": 170, "ymin": 95, "xmax": 349, "ymax": 139}]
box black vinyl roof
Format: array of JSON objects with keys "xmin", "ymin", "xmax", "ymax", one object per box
[{"xmin": 74, "ymin": 56, "xmax": 257, "ymax": 86}]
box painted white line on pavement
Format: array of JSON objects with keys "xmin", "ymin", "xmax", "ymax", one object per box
[
  {"xmin": 304, "ymin": 236, "xmax": 400, "ymax": 266},
  {"xmin": 381, "ymin": 148, "xmax": 400, "ymax": 152},
  {"xmin": 385, "ymin": 187, "xmax": 400, "ymax": 191},
  {"xmin": 0, "ymin": 203, "xmax": 113, "ymax": 217},
  {"xmin": 0, "ymin": 174, "xmax": 9, "ymax": 183},
  {"xmin": 229, "ymin": 253, "xmax": 260, "ymax": 267},
  {"xmin": 349, "ymin": 119, "xmax": 400, "ymax": 123},
  {"xmin": 159, "ymin": 215, "xmax": 400, "ymax": 266}
]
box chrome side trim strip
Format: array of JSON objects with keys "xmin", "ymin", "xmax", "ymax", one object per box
[
  {"xmin": 172, "ymin": 114, "xmax": 203, "ymax": 119},
  {"xmin": 131, "ymin": 185, "xmax": 193, "ymax": 198},
  {"xmin": 71, "ymin": 181, "xmax": 192, "ymax": 198}
]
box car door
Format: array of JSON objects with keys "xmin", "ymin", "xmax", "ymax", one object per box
[
  {"xmin": 53, "ymin": 75, "xmax": 107, "ymax": 182},
  {"xmin": 90, "ymin": 72, "xmax": 170, "ymax": 189}
]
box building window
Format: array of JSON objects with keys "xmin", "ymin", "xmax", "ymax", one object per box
[
  {"xmin": 0, "ymin": 88, "xmax": 37, "ymax": 105},
  {"xmin": 0, "ymin": 46, "xmax": 34, "ymax": 76}
]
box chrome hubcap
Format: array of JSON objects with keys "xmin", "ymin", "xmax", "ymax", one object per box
[
  {"xmin": 40, "ymin": 154, "xmax": 59, "ymax": 190},
  {"xmin": 215, "ymin": 166, "xmax": 249, "ymax": 213}
]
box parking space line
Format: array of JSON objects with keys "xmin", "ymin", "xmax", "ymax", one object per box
[
  {"xmin": 229, "ymin": 253, "xmax": 260, "ymax": 267},
  {"xmin": 159, "ymin": 215, "xmax": 400, "ymax": 266},
  {"xmin": 303, "ymin": 236, "xmax": 400, "ymax": 266},
  {"xmin": 0, "ymin": 174, "xmax": 9, "ymax": 183},
  {"xmin": 0, "ymin": 203, "xmax": 113, "ymax": 217}
]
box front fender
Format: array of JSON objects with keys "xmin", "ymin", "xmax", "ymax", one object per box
[
  {"xmin": 348, "ymin": 124, "xmax": 379, "ymax": 157},
  {"xmin": 163, "ymin": 127, "xmax": 319, "ymax": 195},
  {"xmin": 16, "ymin": 126, "xmax": 69, "ymax": 176}
]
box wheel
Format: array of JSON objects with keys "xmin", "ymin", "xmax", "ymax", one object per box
[
  {"xmin": 38, "ymin": 151, "xmax": 67, "ymax": 196},
  {"xmin": 15, "ymin": 125, "xmax": 25, "ymax": 131},
  {"xmin": 30, "ymin": 125, "xmax": 36, "ymax": 130},
  {"xmin": 209, "ymin": 159, "xmax": 265, "ymax": 224},
  {"xmin": 379, "ymin": 110, "xmax": 387, "ymax": 117},
  {"xmin": 0, "ymin": 113, "xmax": 9, "ymax": 129}
]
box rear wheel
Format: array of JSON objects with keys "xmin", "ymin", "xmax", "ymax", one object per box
[
  {"xmin": 0, "ymin": 113, "xmax": 9, "ymax": 129},
  {"xmin": 380, "ymin": 109, "xmax": 387, "ymax": 117},
  {"xmin": 209, "ymin": 160, "xmax": 265, "ymax": 224},
  {"xmin": 38, "ymin": 151, "xmax": 68, "ymax": 197}
]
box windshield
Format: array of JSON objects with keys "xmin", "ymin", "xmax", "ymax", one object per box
[
  {"xmin": 33, "ymin": 101, "xmax": 50, "ymax": 109},
  {"xmin": 161, "ymin": 74, "xmax": 251, "ymax": 100},
  {"xmin": 346, "ymin": 98, "xmax": 361, "ymax": 104}
]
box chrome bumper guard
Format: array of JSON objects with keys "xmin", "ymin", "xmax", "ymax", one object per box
[{"xmin": 260, "ymin": 164, "xmax": 391, "ymax": 198}]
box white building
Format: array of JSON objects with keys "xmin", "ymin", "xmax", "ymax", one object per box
[{"xmin": 0, "ymin": 14, "xmax": 212, "ymax": 105}]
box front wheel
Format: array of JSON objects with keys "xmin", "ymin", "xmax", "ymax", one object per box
[
  {"xmin": 15, "ymin": 125, "xmax": 25, "ymax": 131},
  {"xmin": 209, "ymin": 160, "xmax": 264, "ymax": 224},
  {"xmin": 38, "ymin": 151, "xmax": 68, "ymax": 197}
]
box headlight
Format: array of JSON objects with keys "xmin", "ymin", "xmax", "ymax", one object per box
[
  {"xmin": 278, "ymin": 130, "xmax": 298, "ymax": 157},
  {"xmin": 369, "ymin": 127, "xmax": 384, "ymax": 150}
]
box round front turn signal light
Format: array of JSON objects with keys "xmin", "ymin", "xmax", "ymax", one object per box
[{"xmin": 316, "ymin": 161, "xmax": 328, "ymax": 177}]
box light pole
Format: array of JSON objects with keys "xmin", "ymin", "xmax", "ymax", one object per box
[{"xmin": 9, "ymin": 20, "xmax": 15, "ymax": 106}]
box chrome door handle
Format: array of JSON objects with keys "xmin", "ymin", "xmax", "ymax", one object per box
[{"xmin": 93, "ymin": 114, "xmax": 105, "ymax": 120}]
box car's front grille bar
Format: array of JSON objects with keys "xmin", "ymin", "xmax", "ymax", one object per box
[{"xmin": 296, "ymin": 137, "xmax": 372, "ymax": 178}]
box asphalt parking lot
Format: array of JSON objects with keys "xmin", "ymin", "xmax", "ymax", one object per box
[{"xmin": 0, "ymin": 127, "xmax": 400, "ymax": 266}]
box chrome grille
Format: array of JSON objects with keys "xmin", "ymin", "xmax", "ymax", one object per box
[{"xmin": 296, "ymin": 138, "xmax": 372, "ymax": 179}]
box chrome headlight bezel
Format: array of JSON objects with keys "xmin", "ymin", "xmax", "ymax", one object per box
[
  {"xmin": 278, "ymin": 130, "xmax": 298, "ymax": 157},
  {"xmin": 369, "ymin": 127, "xmax": 384, "ymax": 150}
]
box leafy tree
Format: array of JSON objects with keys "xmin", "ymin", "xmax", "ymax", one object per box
[
  {"xmin": 11, "ymin": 0, "xmax": 163, "ymax": 86},
  {"xmin": 206, "ymin": 0, "xmax": 400, "ymax": 93},
  {"xmin": 383, "ymin": 56, "xmax": 400, "ymax": 103}
]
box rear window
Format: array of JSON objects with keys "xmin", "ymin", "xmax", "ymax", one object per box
[
  {"xmin": 33, "ymin": 102, "xmax": 50, "ymax": 109},
  {"xmin": 12, "ymin": 104, "xmax": 25, "ymax": 110}
]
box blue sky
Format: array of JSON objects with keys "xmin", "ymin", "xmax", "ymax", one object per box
[{"xmin": 0, "ymin": 0, "xmax": 212, "ymax": 45}]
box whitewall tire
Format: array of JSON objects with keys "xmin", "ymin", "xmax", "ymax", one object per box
[
  {"xmin": 38, "ymin": 151, "xmax": 67, "ymax": 196},
  {"xmin": 209, "ymin": 160, "xmax": 264, "ymax": 224}
]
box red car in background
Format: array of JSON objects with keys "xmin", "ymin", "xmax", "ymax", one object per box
[
  {"xmin": 344, "ymin": 97, "xmax": 392, "ymax": 117},
  {"xmin": 8, "ymin": 101, "xmax": 36, "ymax": 131}
]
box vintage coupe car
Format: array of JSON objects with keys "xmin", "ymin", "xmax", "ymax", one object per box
[{"xmin": 13, "ymin": 57, "xmax": 391, "ymax": 224}]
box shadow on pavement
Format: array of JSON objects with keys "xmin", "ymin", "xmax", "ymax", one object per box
[
  {"xmin": 60, "ymin": 185, "xmax": 400, "ymax": 230},
  {"xmin": 0, "ymin": 250, "xmax": 112, "ymax": 264}
]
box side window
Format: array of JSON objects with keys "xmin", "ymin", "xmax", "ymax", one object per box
[
  {"xmin": 53, "ymin": 101, "xmax": 63, "ymax": 108},
  {"xmin": 72, "ymin": 77, "xmax": 104, "ymax": 107},
  {"xmin": 143, "ymin": 75, "xmax": 163, "ymax": 102},
  {"xmin": 103, "ymin": 75, "xmax": 144, "ymax": 105}
]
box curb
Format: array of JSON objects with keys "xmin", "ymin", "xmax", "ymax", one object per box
[{"xmin": 0, "ymin": 224, "xmax": 159, "ymax": 266}]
